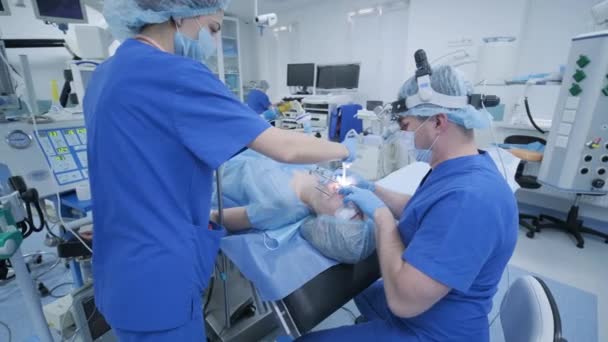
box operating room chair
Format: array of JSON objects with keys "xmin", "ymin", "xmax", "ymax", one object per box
[
  {"xmin": 500, "ymin": 275, "xmax": 567, "ymax": 342},
  {"xmin": 504, "ymin": 135, "xmax": 546, "ymax": 238}
]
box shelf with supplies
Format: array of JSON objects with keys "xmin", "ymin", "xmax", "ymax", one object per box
[{"xmin": 204, "ymin": 16, "xmax": 242, "ymax": 101}]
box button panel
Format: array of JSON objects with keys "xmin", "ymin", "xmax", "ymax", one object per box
[
  {"xmin": 556, "ymin": 136, "xmax": 569, "ymax": 148},
  {"xmin": 573, "ymin": 69, "xmax": 586, "ymax": 82},
  {"xmin": 34, "ymin": 126, "xmax": 89, "ymax": 187},
  {"xmin": 565, "ymin": 96, "xmax": 580, "ymax": 109},
  {"xmin": 569, "ymin": 83, "xmax": 582, "ymax": 96},
  {"xmin": 576, "ymin": 55, "xmax": 590, "ymax": 68},
  {"xmin": 558, "ymin": 123, "xmax": 572, "ymax": 135},
  {"xmin": 562, "ymin": 109, "xmax": 576, "ymax": 123}
]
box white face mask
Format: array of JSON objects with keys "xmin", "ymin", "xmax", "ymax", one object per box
[{"xmin": 400, "ymin": 117, "xmax": 440, "ymax": 164}]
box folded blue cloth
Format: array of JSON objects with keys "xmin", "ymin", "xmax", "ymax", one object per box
[{"xmin": 497, "ymin": 141, "xmax": 545, "ymax": 153}]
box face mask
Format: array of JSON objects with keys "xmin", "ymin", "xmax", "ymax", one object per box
[
  {"xmin": 401, "ymin": 117, "xmax": 440, "ymax": 164},
  {"xmin": 263, "ymin": 224, "xmax": 301, "ymax": 250},
  {"xmin": 174, "ymin": 19, "xmax": 217, "ymax": 61}
]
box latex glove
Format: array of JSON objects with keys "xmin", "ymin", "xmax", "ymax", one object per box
[
  {"xmin": 342, "ymin": 130, "xmax": 358, "ymax": 163},
  {"xmin": 333, "ymin": 169, "xmax": 375, "ymax": 192},
  {"xmin": 262, "ymin": 108, "xmax": 278, "ymax": 121},
  {"xmin": 339, "ymin": 187, "xmax": 386, "ymax": 218}
]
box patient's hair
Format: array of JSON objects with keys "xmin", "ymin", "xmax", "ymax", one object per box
[{"xmin": 300, "ymin": 215, "xmax": 375, "ymax": 264}]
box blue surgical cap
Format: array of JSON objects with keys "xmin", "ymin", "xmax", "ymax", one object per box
[
  {"xmin": 258, "ymin": 80, "xmax": 270, "ymax": 91},
  {"xmin": 300, "ymin": 215, "xmax": 375, "ymax": 264},
  {"xmin": 398, "ymin": 65, "xmax": 491, "ymax": 129},
  {"xmin": 104, "ymin": 0, "xmax": 231, "ymax": 41}
]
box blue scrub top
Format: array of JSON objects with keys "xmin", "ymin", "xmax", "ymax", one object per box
[
  {"xmin": 83, "ymin": 39, "xmax": 270, "ymax": 332},
  {"xmin": 246, "ymin": 89, "xmax": 271, "ymax": 114},
  {"xmin": 397, "ymin": 151, "xmax": 518, "ymax": 341}
]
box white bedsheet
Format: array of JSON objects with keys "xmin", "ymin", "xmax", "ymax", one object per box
[{"xmin": 378, "ymin": 147, "xmax": 521, "ymax": 195}]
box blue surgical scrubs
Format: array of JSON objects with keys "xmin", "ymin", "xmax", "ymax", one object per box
[
  {"xmin": 246, "ymin": 89, "xmax": 271, "ymax": 114},
  {"xmin": 299, "ymin": 151, "xmax": 518, "ymax": 341},
  {"xmin": 83, "ymin": 39, "xmax": 270, "ymax": 339}
]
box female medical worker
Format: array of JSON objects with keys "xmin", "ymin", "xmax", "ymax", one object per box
[
  {"xmin": 246, "ymin": 80, "xmax": 272, "ymax": 114},
  {"xmin": 299, "ymin": 66, "xmax": 519, "ymax": 341},
  {"xmin": 83, "ymin": 1, "xmax": 357, "ymax": 341}
]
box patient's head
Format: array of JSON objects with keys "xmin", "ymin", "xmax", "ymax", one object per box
[
  {"xmin": 310, "ymin": 182, "xmax": 363, "ymax": 220},
  {"xmin": 300, "ymin": 215, "xmax": 375, "ymax": 264}
]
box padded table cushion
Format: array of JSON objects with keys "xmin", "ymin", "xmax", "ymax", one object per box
[{"xmin": 282, "ymin": 253, "xmax": 380, "ymax": 333}]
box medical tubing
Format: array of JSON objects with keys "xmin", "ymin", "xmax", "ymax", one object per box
[
  {"xmin": 48, "ymin": 281, "xmax": 73, "ymax": 298},
  {"xmin": 524, "ymin": 97, "xmax": 546, "ymax": 134},
  {"xmin": 0, "ymin": 320, "xmax": 11, "ymax": 342},
  {"xmin": 44, "ymin": 222, "xmax": 62, "ymax": 240},
  {"xmin": 430, "ymin": 49, "xmax": 468, "ymax": 65}
]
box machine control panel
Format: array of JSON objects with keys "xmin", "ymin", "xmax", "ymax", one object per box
[
  {"xmin": 538, "ymin": 32, "xmax": 608, "ymax": 194},
  {"xmin": 35, "ymin": 127, "xmax": 88, "ymax": 186},
  {"xmin": 0, "ymin": 119, "xmax": 88, "ymax": 198}
]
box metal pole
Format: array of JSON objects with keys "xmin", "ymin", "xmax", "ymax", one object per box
[
  {"xmin": 215, "ymin": 166, "xmax": 231, "ymax": 330},
  {"xmin": 10, "ymin": 249, "xmax": 54, "ymax": 342}
]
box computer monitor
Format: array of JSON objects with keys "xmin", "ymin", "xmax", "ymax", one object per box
[
  {"xmin": 32, "ymin": 0, "xmax": 88, "ymax": 24},
  {"xmin": 0, "ymin": 0, "xmax": 11, "ymax": 16},
  {"xmin": 70, "ymin": 62, "xmax": 96, "ymax": 109},
  {"xmin": 287, "ymin": 63, "xmax": 315, "ymax": 87},
  {"xmin": 71, "ymin": 284, "xmax": 114, "ymax": 342},
  {"xmin": 316, "ymin": 64, "xmax": 360, "ymax": 90}
]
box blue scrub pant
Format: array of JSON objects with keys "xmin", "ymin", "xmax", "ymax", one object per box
[
  {"xmin": 297, "ymin": 280, "xmax": 417, "ymax": 341},
  {"xmin": 113, "ymin": 308, "xmax": 205, "ymax": 342}
]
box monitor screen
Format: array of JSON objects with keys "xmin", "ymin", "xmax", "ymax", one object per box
[
  {"xmin": 34, "ymin": 0, "xmax": 87, "ymax": 22},
  {"xmin": 316, "ymin": 64, "xmax": 360, "ymax": 90},
  {"xmin": 287, "ymin": 63, "xmax": 315, "ymax": 87},
  {"xmin": 83, "ymin": 297, "xmax": 111, "ymax": 339}
]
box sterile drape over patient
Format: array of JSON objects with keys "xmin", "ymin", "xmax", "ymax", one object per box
[{"xmin": 213, "ymin": 150, "xmax": 375, "ymax": 264}]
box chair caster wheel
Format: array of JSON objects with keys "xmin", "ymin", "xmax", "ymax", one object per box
[
  {"xmin": 576, "ymin": 242, "xmax": 584, "ymax": 249},
  {"xmin": 526, "ymin": 231, "xmax": 535, "ymax": 238}
]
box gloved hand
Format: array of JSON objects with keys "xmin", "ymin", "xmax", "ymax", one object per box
[
  {"xmin": 333, "ymin": 169, "xmax": 375, "ymax": 192},
  {"xmin": 342, "ymin": 130, "xmax": 358, "ymax": 163},
  {"xmin": 262, "ymin": 108, "xmax": 278, "ymax": 121},
  {"xmin": 339, "ymin": 187, "xmax": 386, "ymax": 218}
]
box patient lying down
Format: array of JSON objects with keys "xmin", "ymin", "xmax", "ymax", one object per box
[{"xmin": 210, "ymin": 151, "xmax": 375, "ymax": 264}]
